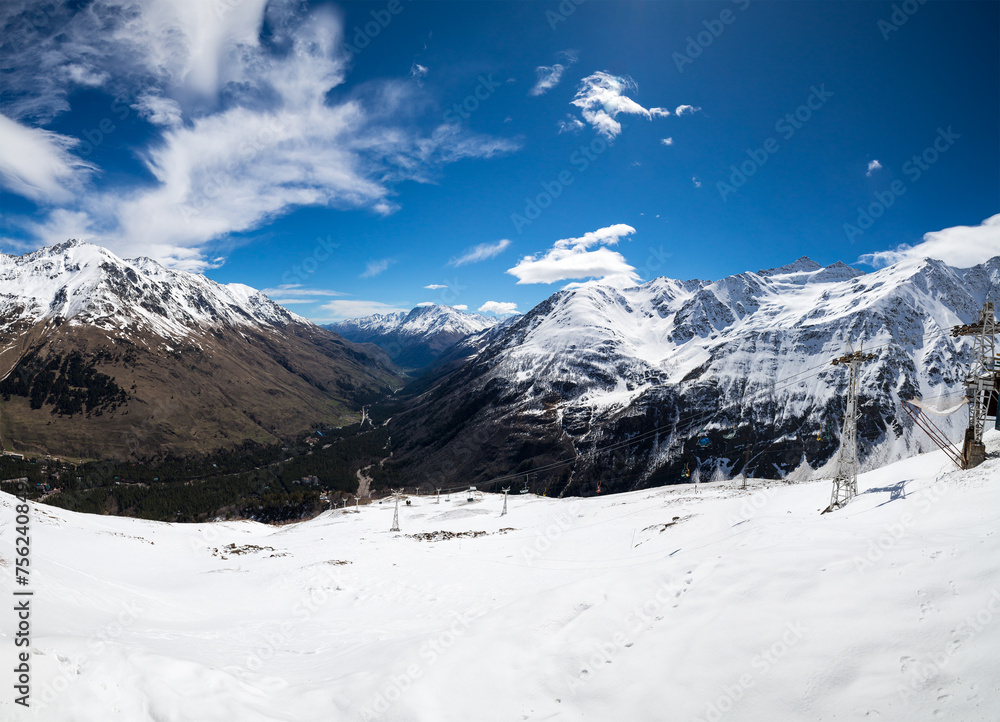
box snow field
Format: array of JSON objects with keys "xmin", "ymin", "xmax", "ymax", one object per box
[{"xmin": 1, "ymin": 432, "xmax": 999, "ymax": 721}]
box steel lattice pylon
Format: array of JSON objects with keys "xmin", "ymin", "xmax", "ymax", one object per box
[
  {"xmin": 390, "ymin": 492, "xmax": 401, "ymax": 532},
  {"xmin": 825, "ymin": 349, "xmax": 876, "ymax": 513},
  {"xmin": 953, "ymin": 302, "xmax": 998, "ymax": 469}
]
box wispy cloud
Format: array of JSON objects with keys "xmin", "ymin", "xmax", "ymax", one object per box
[
  {"xmin": 661, "ymin": 137, "xmax": 674, "ymax": 146},
  {"xmin": 507, "ymin": 224, "xmax": 637, "ymax": 284},
  {"xmin": 261, "ymin": 284, "xmax": 347, "ymax": 298},
  {"xmin": 866, "ymin": 159, "xmax": 883, "ymax": 176},
  {"xmin": 0, "ymin": 3, "xmax": 520, "ymax": 270},
  {"xmin": 858, "ymin": 214, "xmax": 1000, "ymax": 269},
  {"xmin": 410, "ymin": 62, "xmax": 428, "ymax": 84},
  {"xmin": 448, "ymin": 238, "xmax": 512, "ymax": 266},
  {"xmin": 529, "ymin": 50, "xmax": 578, "ymax": 97},
  {"xmin": 692, "ymin": 177, "xmax": 703, "ymax": 188},
  {"xmin": 0, "ymin": 114, "xmax": 95, "ymax": 204},
  {"xmin": 478, "ymin": 301, "xmax": 519, "ymax": 315},
  {"xmin": 320, "ymin": 299, "xmax": 410, "ymax": 320},
  {"xmin": 361, "ymin": 258, "xmax": 393, "ymax": 279},
  {"xmin": 452, "ymin": 304, "xmax": 468, "ymax": 310},
  {"xmin": 570, "ymin": 72, "xmax": 674, "ymax": 139},
  {"xmin": 424, "ymin": 283, "xmax": 447, "ymax": 290},
  {"xmin": 674, "ymin": 104, "xmax": 700, "ymax": 116},
  {"xmin": 557, "ymin": 115, "xmax": 586, "ymax": 134}
]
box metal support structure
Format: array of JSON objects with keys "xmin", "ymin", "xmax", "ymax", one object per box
[
  {"xmin": 825, "ymin": 349, "xmax": 876, "ymax": 513},
  {"xmin": 952, "ymin": 302, "xmax": 998, "ymax": 469},
  {"xmin": 501, "ymin": 487, "xmax": 509, "ymax": 516},
  {"xmin": 436, "ymin": 488, "xmax": 441, "ymax": 504},
  {"xmin": 901, "ymin": 401, "xmax": 963, "ymax": 468},
  {"xmin": 389, "ymin": 491, "xmax": 401, "ymax": 532}
]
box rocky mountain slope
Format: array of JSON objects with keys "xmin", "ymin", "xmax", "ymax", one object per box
[
  {"xmin": 380, "ymin": 256, "xmax": 1000, "ymax": 496},
  {"xmin": 326, "ymin": 304, "xmax": 500, "ymax": 368},
  {"xmin": 0, "ymin": 240, "xmax": 399, "ymax": 459}
]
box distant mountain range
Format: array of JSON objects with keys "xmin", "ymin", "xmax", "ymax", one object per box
[
  {"xmin": 379, "ymin": 255, "xmax": 999, "ymax": 496},
  {"xmin": 0, "ymin": 240, "xmax": 398, "ymax": 459},
  {"xmin": 4, "ymin": 241, "xmax": 996, "ymax": 499},
  {"xmin": 325, "ymin": 304, "xmax": 503, "ymax": 368}
]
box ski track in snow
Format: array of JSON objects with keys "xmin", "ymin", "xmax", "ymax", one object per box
[{"xmin": 1, "ymin": 433, "xmax": 999, "ymax": 721}]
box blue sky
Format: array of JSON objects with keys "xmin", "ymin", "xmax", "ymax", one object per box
[{"xmin": 1, "ymin": 0, "xmax": 998, "ymax": 321}]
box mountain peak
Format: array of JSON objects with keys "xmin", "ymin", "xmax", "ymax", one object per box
[
  {"xmin": 1, "ymin": 240, "xmax": 298, "ymax": 338},
  {"xmin": 757, "ymin": 256, "xmax": 823, "ymax": 276}
]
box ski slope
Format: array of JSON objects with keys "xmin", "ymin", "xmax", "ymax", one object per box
[{"xmin": 2, "ymin": 433, "xmax": 999, "ymax": 721}]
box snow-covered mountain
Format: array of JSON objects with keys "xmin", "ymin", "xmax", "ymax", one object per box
[
  {"xmin": 326, "ymin": 304, "xmax": 501, "ymax": 368},
  {"xmin": 0, "ymin": 240, "xmax": 398, "ymax": 459},
  {"xmin": 1, "ymin": 239, "xmax": 300, "ymax": 339},
  {"xmin": 384, "ymin": 255, "xmax": 1000, "ymax": 495}
]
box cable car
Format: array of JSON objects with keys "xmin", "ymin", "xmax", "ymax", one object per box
[{"xmin": 467, "ymin": 486, "xmax": 476, "ymax": 502}]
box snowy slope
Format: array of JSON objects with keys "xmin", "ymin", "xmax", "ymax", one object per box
[
  {"xmin": 387, "ymin": 255, "xmax": 999, "ymax": 491},
  {"xmin": 2, "ymin": 432, "xmax": 999, "ymax": 721},
  {"xmin": 0, "ymin": 239, "xmax": 305, "ymax": 340},
  {"xmin": 327, "ymin": 304, "xmax": 501, "ymax": 368},
  {"xmin": 329, "ymin": 304, "xmax": 497, "ymax": 339}
]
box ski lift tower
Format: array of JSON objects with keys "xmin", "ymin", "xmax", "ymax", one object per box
[
  {"xmin": 952, "ymin": 302, "xmax": 998, "ymax": 469},
  {"xmin": 825, "ymin": 348, "xmax": 876, "ymax": 513},
  {"xmin": 389, "ymin": 490, "xmax": 401, "ymax": 532}
]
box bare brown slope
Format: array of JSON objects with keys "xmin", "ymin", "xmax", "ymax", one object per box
[{"xmin": 0, "ymin": 320, "xmax": 399, "ymax": 460}]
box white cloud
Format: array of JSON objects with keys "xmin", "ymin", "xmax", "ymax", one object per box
[
  {"xmin": 452, "ymin": 304, "xmax": 468, "ymax": 310},
  {"xmin": 424, "ymin": 283, "xmax": 447, "ymax": 290},
  {"xmin": 449, "ymin": 238, "xmax": 512, "ymax": 266},
  {"xmin": 674, "ymin": 104, "xmax": 700, "ymax": 116},
  {"xmin": 415, "ymin": 301, "xmax": 435, "ymax": 307},
  {"xmin": 0, "ymin": 114, "xmax": 95, "ymax": 204},
  {"xmin": 361, "ymin": 258, "xmax": 393, "ymax": 279},
  {"xmin": 858, "ymin": 215, "xmax": 1000, "ymax": 269},
  {"xmin": 132, "ymin": 94, "xmax": 183, "ymax": 128},
  {"xmin": 866, "ymin": 159, "xmax": 883, "ymax": 176},
  {"xmin": 478, "ymin": 301, "xmax": 519, "ymax": 315},
  {"xmin": 570, "ymin": 72, "xmax": 675, "ymax": 139},
  {"xmin": 529, "ymin": 50, "xmax": 577, "ymax": 97},
  {"xmin": 692, "ymin": 176, "xmax": 703, "ymax": 188},
  {"xmin": 506, "ymin": 223, "xmax": 638, "ymax": 285},
  {"xmin": 0, "ymin": 3, "xmax": 520, "ymax": 270},
  {"xmin": 320, "ymin": 299, "xmax": 410, "ymax": 320},
  {"xmin": 410, "ymin": 62, "xmax": 428, "ymax": 83},
  {"xmin": 261, "ymin": 284, "xmax": 347, "ymax": 298},
  {"xmin": 661, "ymin": 137, "xmax": 674, "ymax": 146},
  {"xmin": 557, "ymin": 116, "xmax": 586, "ymax": 134}
]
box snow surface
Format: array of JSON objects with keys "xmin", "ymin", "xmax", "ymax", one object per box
[
  {"xmin": 329, "ymin": 304, "xmax": 499, "ymax": 341},
  {"xmin": 2, "ymin": 433, "xmax": 999, "ymax": 721},
  {"xmin": 0, "ymin": 240, "xmax": 306, "ymax": 340}
]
